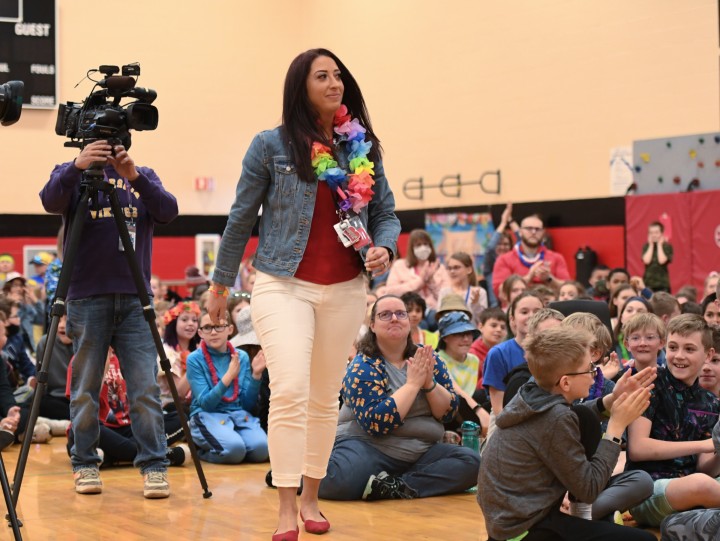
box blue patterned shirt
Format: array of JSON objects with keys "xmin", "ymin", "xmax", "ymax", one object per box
[
  {"xmin": 626, "ymin": 368, "xmax": 720, "ymax": 480},
  {"xmin": 341, "ymin": 350, "xmax": 458, "ymax": 436}
]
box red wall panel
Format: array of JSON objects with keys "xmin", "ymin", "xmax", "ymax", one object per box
[{"xmin": 625, "ymin": 191, "xmax": 720, "ymax": 293}]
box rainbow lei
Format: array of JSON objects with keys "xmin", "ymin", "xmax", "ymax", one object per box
[{"xmin": 310, "ymin": 104, "xmax": 375, "ymax": 214}]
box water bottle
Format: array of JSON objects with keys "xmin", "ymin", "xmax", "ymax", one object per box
[
  {"xmin": 461, "ymin": 421, "xmax": 480, "ymax": 452},
  {"xmin": 461, "ymin": 421, "xmax": 481, "ymax": 494}
]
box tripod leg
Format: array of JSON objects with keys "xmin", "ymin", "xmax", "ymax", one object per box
[
  {"xmin": 12, "ymin": 188, "xmax": 94, "ymax": 508},
  {"xmin": 106, "ymin": 186, "xmax": 212, "ymax": 498},
  {"xmin": 0, "ymin": 453, "xmax": 22, "ymax": 540}
]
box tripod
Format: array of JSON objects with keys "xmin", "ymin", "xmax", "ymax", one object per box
[{"xmin": 8, "ymin": 165, "xmax": 212, "ymax": 538}]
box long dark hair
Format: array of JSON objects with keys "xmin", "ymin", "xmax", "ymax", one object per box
[
  {"xmin": 356, "ymin": 295, "xmax": 417, "ymax": 360},
  {"xmin": 282, "ymin": 48, "xmax": 381, "ymax": 183},
  {"xmin": 163, "ymin": 318, "xmax": 200, "ymax": 351}
]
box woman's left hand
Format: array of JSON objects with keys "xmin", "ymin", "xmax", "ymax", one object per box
[{"xmin": 365, "ymin": 246, "xmax": 391, "ymax": 277}]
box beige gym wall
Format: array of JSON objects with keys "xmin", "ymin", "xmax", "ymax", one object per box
[{"xmin": 3, "ymin": 0, "xmax": 718, "ymax": 215}]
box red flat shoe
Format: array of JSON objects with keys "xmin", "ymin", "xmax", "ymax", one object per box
[
  {"xmin": 271, "ymin": 527, "xmax": 299, "ymax": 541},
  {"xmin": 300, "ymin": 511, "xmax": 331, "ymax": 535}
]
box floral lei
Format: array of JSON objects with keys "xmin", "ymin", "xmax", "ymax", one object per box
[
  {"xmin": 310, "ymin": 104, "xmax": 375, "ymax": 214},
  {"xmin": 163, "ymin": 301, "xmax": 201, "ymax": 326},
  {"xmin": 201, "ymin": 341, "xmax": 239, "ymax": 403}
]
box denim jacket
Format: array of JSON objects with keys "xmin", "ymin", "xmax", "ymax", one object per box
[{"xmin": 213, "ymin": 127, "xmax": 401, "ymax": 286}]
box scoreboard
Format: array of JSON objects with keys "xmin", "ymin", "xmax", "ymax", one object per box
[{"xmin": 0, "ymin": 0, "xmax": 56, "ymax": 109}]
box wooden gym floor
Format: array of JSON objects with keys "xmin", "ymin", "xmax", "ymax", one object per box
[{"xmin": 0, "ymin": 438, "xmax": 659, "ymax": 541}]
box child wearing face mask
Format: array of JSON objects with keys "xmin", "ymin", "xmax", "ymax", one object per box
[{"xmin": 385, "ymin": 229, "xmax": 450, "ymax": 314}]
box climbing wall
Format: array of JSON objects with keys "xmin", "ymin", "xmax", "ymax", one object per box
[{"xmin": 632, "ymin": 132, "xmax": 720, "ymax": 194}]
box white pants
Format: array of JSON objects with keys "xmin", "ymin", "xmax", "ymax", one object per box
[{"xmin": 251, "ymin": 271, "xmax": 366, "ymax": 487}]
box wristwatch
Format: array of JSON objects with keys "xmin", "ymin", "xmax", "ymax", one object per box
[{"xmin": 602, "ymin": 433, "xmax": 622, "ymax": 446}]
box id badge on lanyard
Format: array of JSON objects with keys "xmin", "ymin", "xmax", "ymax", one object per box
[
  {"xmin": 333, "ymin": 213, "xmax": 371, "ymax": 251},
  {"xmin": 119, "ymin": 221, "xmax": 136, "ymax": 252}
]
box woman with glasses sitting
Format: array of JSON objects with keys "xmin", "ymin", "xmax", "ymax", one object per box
[
  {"xmin": 318, "ymin": 295, "xmax": 480, "ymax": 501},
  {"xmin": 185, "ymin": 310, "xmax": 268, "ymax": 464}
]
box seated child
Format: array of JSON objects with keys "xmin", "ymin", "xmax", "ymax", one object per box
[
  {"xmin": 559, "ymin": 281, "xmax": 586, "ymax": 302},
  {"xmin": 0, "ymin": 298, "xmax": 37, "ymax": 402},
  {"xmin": 401, "ymin": 292, "xmax": 438, "ymax": 348},
  {"xmin": 435, "ymin": 311, "xmax": 488, "ymax": 435},
  {"xmin": 483, "ymin": 291, "xmax": 543, "ymax": 418},
  {"xmin": 626, "ymin": 314, "xmax": 720, "ymax": 527},
  {"xmin": 470, "ymin": 307, "xmax": 507, "ymax": 391},
  {"xmin": 186, "ymin": 310, "xmax": 268, "ymax": 464},
  {"xmin": 478, "ymin": 326, "xmax": 657, "ymax": 541},
  {"xmin": 622, "ymin": 313, "xmax": 666, "ymax": 375}
]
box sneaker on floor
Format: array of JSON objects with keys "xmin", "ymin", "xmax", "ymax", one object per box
[
  {"xmin": 143, "ymin": 470, "xmax": 170, "ymax": 499},
  {"xmin": 74, "ymin": 467, "xmax": 102, "ymax": 494},
  {"xmin": 362, "ymin": 471, "xmax": 415, "ymax": 501},
  {"xmin": 568, "ymin": 501, "xmax": 593, "ymax": 520},
  {"xmin": 39, "ymin": 418, "xmax": 71, "ymax": 437},
  {"xmin": 31, "ymin": 423, "xmax": 52, "ymax": 444},
  {"xmin": 166, "ymin": 444, "xmax": 189, "ymax": 467}
]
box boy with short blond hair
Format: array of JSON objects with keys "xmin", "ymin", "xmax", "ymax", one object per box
[
  {"xmin": 479, "ymin": 326, "xmax": 656, "ymax": 541},
  {"xmin": 626, "ymin": 314, "xmax": 720, "ymax": 528},
  {"xmin": 622, "ymin": 313, "xmax": 666, "ymax": 374}
]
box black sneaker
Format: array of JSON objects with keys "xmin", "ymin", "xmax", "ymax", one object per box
[
  {"xmin": 265, "ymin": 470, "xmax": 303, "ymax": 495},
  {"xmin": 362, "ymin": 471, "xmax": 415, "ymax": 501},
  {"xmin": 166, "ymin": 444, "xmax": 188, "ymax": 467}
]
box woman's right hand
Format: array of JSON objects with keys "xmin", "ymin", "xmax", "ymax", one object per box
[{"xmin": 206, "ymin": 283, "xmax": 228, "ymax": 325}]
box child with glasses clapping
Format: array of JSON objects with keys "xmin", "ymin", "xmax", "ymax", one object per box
[{"xmin": 185, "ymin": 310, "xmax": 268, "ymax": 464}]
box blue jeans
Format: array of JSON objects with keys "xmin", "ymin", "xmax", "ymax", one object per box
[
  {"xmin": 190, "ymin": 410, "xmax": 269, "ymax": 464},
  {"xmin": 66, "ymin": 294, "xmax": 167, "ymax": 473},
  {"xmin": 318, "ymin": 438, "xmax": 480, "ymax": 500}
]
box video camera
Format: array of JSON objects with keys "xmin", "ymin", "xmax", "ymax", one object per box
[
  {"xmin": 0, "ymin": 80, "xmax": 24, "ymax": 126},
  {"xmin": 55, "ymin": 63, "xmax": 157, "ymax": 149}
]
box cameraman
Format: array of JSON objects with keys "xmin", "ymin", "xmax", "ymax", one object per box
[{"xmin": 40, "ymin": 139, "xmax": 178, "ymax": 498}]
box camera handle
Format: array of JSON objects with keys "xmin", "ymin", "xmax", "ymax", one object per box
[{"xmin": 9, "ymin": 170, "xmax": 213, "ymax": 532}]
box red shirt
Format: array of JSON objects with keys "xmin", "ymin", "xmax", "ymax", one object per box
[
  {"xmin": 294, "ymin": 181, "xmax": 363, "ymax": 285},
  {"xmin": 491, "ymin": 247, "xmax": 570, "ymax": 296}
]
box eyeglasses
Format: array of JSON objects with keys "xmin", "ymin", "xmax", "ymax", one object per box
[
  {"xmin": 555, "ymin": 363, "xmax": 598, "ymax": 386},
  {"xmin": 199, "ymin": 324, "xmax": 230, "ymax": 333},
  {"xmin": 446, "ymin": 265, "xmax": 465, "ymax": 272},
  {"xmin": 521, "ymin": 226, "xmax": 544, "ymax": 233},
  {"xmin": 230, "ymin": 292, "xmax": 251, "ymax": 300},
  {"xmin": 376, "ymin": 310, "xmax": 409, "ymax": 321},
  {"xmin": 627, "ymin": 334, "xmax": 659, "ymax": 344}
]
